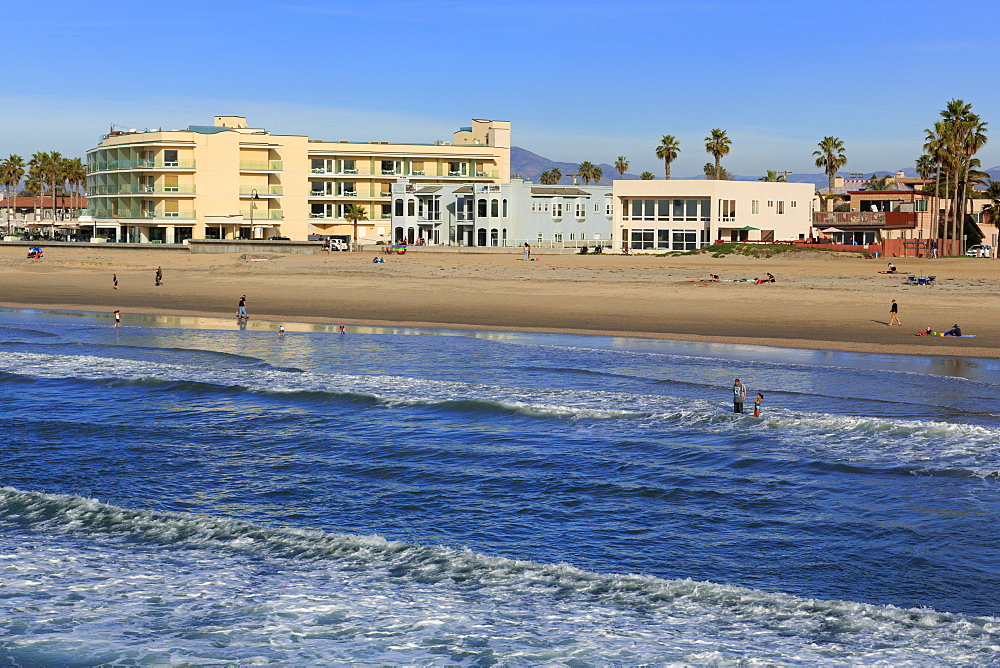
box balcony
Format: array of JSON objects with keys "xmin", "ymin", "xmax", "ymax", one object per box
[
  {"xmin": 239, "ymin": 160, "xmax": 283, "ymax": 171},
  {"xmin": 448, "ymin": 171, "xmax": 464, "ymax": 177},
  {"xmin": 340, "ymin": 191, "xmax": 358, "ymax": 197},
  {"xmin": 240, "ymin": 185, "xmax": 283, "ymax": 196},
  {"xmin": 87, "ymin": 159, "xmax": 196, "ymax": 173},
  {"xmin": 241, "ymin": 209, "xmax": 283, "ymax": 219},
  {"xmin": 87, "ymin": 184, "xmax": 196, "ymax": 195},
  {"xmin": 89, "ymin": 209, "xmax": 196, "ymax": 219},
  {"xmin": 381, "ymin": 169, "xmax": 399, "ymax": 175},
  {"xmin": 813, "ymin": 211, "xmax": 916, "ymax": 228},
  {"xmin": 409, "ymin": 170, "xmax": 425, "ymax": 176}
]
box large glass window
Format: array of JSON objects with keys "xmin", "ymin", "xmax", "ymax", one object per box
[
  {"xmin": 552, "ymin": 202, "xmax": 563, "ymax": 218},
  {"xmin": 491, "ymin": 199, "xmax": 499, "ymax": 217},
  {"xmin": 673, "ymin": 230, "xmax": 697, "ymax": 250},
  {"xmin": 657, "ymin": 229, "xmax": 670, "ymax": 248},
  {"xmin": 685, "ymin": 200, "xmax": 698, "ymax": 220},
  {"xmin": 658, "ymin": 199, "xmax": 670, "ymax": 219},
  {"xmin": 163, "ymin": 150, "xmax": 178, "ymax": 167},
  {"xmin": 673, "ymin": 199, "xmax": 684, "ymax": 219},
  {"xmin": 630, "ymin": 229, "xmax": 654, "ymax": 249},
  {"xmin": 700, "ymin": 200, "xmax": 711, "ymax": 220},
  {"xmin": 478, "ymin": 199, "xmax": 487, "ymax": 217},
  {"xmin": 394, "ymin": 199, "xmax": 403, "ymax": 216}
]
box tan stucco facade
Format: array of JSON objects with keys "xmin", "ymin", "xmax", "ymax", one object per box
[
  {"xmin": 85, "ymin": 117, "xmax": 510, "ymax": 243},
  {"xmin": 613, "ymin": 180, "xmax": 815, "ymax": 251}
]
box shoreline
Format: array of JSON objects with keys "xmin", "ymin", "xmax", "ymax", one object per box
[
  {"xmin": 5, "ymin": 301, "xmax": 998, "ymax": 360},
  {"xmin": 1, "ymin": 246, "xmax": 997, "ymax": 359}
]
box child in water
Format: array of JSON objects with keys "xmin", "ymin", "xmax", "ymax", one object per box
[{"xmin": 753, "ymin": 392, "xmax": 764, "ymax": 418}]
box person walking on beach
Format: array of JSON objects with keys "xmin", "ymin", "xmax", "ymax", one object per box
[
  {"xmin": 113, "ymin": 310, "xmax": 121, "ymax": 327},
  {"xmin": 733, "ymin": 378, "xmax": 747, "ymax": 414},
  {"xmin": 889, "ymin": 299, "xmax": 901, "ymax": 326},
  {"xmin": 523, "ymin": 242, "xmax": 531, "ymax": 261},
  {"xmin": 753, "ymin": 392, "xmax": 764, "ymax": 418},
  {"xmin": 238, "ymin": 295, "xmax": 248, "ymax": 319},
  {"xmin": 112, "ymin": 274, "xmax": 118, "ymax": 290},
  {"xmin": 155, "ymin": 266, "xmax": 163, "ymax": 286}
]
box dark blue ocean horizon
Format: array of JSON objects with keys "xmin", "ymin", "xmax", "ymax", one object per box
[{"xmin": 0, "ymin": 308, "xmax": 998, "ymax": 664}]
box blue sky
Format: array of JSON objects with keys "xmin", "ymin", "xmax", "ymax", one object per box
[{"xmin": 3, "ymin": 0, "xmax": 998, "ymax": 177}]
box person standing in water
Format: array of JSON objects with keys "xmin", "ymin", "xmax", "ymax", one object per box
[
  {"xmin": 753, "ymin": 392, "xmax": 764, "ymax": 418},
  {"xmin": 733, "ymin": 378, "xmax": 747, "ymax": 414},
  {"xmin": 278, "ymin": 325, "xmax": 285, "ymax": 336},
  {"xmin": 113, "ymin": 310, "xmax": 121, "ymax": 327},
  {"xmin": 237, "ymin": 295, "xmax": 248, "ymax": 319}
]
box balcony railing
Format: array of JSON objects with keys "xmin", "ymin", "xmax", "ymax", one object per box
[
  {"xmin": 241, "ymin": 209, "xmax": 284, "ymax": 219},
  {"xmin": 409, "ymin": 170, "xmax": 425, "ymax": 176},
  {"xmin": 340, "ymin": 191, "xmax": 358, "ymax": 197},
  {"xmin": 813, "ymin": 211, "xmax": 917, "ymax": 228},
  {"xmin": 239, "ymin": 160, "xmax": 283, "ymax": 170},
  {"xmin": 87, "ymin": 159, "xmax": 196, "ymax": 172},
  {"xmin": 87, "ymin": 185, "xmax": 196, "ymax": 195},
  {"xmin": 89, "ymin": 209, "xmax": 196, "ymax": 219},
  {"xmin": 240, "ymin": 185, "xmax": 283, "ymax": 195}
]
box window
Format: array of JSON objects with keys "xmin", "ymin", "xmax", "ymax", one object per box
[
  {"xmin": 630, "ymin": 229, "xmax": 654, "ymax": 249},
  {"xmin": 606, "ymin": 200, "xmax": 613, "ymax": 216},
  {"xmin": 394, "ymin": 199, "xmax": 403, "ymax": 216},
  {"xmin": 340, "ymin": 182, "xmax": 357, "ymax": 196},
  {"xmin": 381, "ymin": 203, "xmax": 392, "ymax": 219},
  {"xmin": 409, "ymin": 161, "xmax": 424, "ymax": 176},
  {"xmin": 719, "ymin": 200, "xmax": 736, "ymax": 220},
  {"xmin": 164, "ymin": 200, "xmax": 179, "ymax": 217},
  {"xmin": 552, "ymin": 202, "xmax": 563, "ymax": 218},
  {"xmin": 576, "ymin": 202, "xmax": 586, "ymax": 218},
  {"xmin": 381, "ymin": 160, "xmax": 401, "ymax": 175},
  {"xmin": 407, "ymin": 200, "xmax": 415, "ymax": 217},
  {"xmin": 341, "ymin": 159, "xmax": 356, "ymax": 174},
  {"xmin": 595, "ymin": 202, "xmax": 600, "ymax": 212},
  {"xmin": 915, "ymin": 200, "xmax": 928, "ymax": 212},
  {"xmin": 163, "ymin": 150, "xmax": 178, "ymax": 167},
  {"xmin": 776, "ymin": 201, "xmax": 785, "ymax": 215},
  {"xmin": 554, "ymin": 233, "xmax": 563, "ymax": 242},
  {"xmin": 478, "ymin": 199, "xmax": 487, "ymax": 217},
  {"xmin": 569, "ymin": 233, "xmax": 575, "ymax": 240},
  {"xmin": 502, "ymin": 199, "xmax": 508, "ymax": 217},
  {"xmin": 790, "ymin": 200, "xmax": 797, "ymax": 207},
  {"xmin": 163, "ymin": 175, "xmax": 179, "ymax": 192},
  {"xmin": 672, "ymin": 230, "xmax": 697, "ymax": 250},
  {"xmin": 448, "ymin": 161, "xmax": 467, "ymax": 177},
  {"xmin": 538, "ymin": 233, "xmax": 543, "ymax": 242},
  {"xmin": 767, "ymin": 201, "xmax": 773, "ymax": 207},
  {"xmin": 657, "ymin": 229, "xmax": 670, "ymax": 249},
  {"xmin": 751, "ymin": 200, "xmax": 759, "ymax": 214},
  {"xmin": 491, "ymin": 199, "xmax": 499, "ymax": 217}
]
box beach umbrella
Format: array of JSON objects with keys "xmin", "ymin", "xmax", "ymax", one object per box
[
  {"xmin": 820, "ymin": 227, "xmax": 843, "ymax": 233},
  {"xmin": 29, "ymin": 246, "xmax": 41, "ymax": 252},
  {"xmin": 736, "ymin": 226, "xmax": 759, "ymax": 231}
]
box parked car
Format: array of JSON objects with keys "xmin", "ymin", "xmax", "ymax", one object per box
[
  {"xmin": 966, "ymin": 244, "xmax": 992, "ymax": 258},
  {"xmin": 268, "ymin": 235, "xmax": 290, "ymax": 241},
  {"xmin": 325, "ymin": 239, "xmax": 348, "ymax": 251}
]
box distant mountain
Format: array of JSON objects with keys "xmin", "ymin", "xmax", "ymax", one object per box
[
  {"xmin": 511, "ymin": 146, "xmax": 1000, "ymax": 188},
  {"xmin": 510, "ymin": 147, "xmax": 639, "ymax": 186}
]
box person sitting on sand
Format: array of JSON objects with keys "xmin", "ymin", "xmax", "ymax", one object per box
[
  {"xmin": 767, "ymin": 272, "xmax": 775, "ymax": 282},
  {"xmin": 709, "ymin": 274, "xmax": 720, "ymax": 282},
  {"xmin": 944, "ymin": 324, "xmax": 962, "ymax": 337},
  {"xmin": 887, "ymin": 262, "xmax": 896, "ymax": 273}
]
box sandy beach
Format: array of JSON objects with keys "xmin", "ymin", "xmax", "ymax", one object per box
[{"xmin": 1, "ymin": 245, "xmax": 997, "ymax": 357}]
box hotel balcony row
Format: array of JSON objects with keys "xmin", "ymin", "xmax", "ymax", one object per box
[
  {"xmin": 309, "ymin": 167, "xmax": 498, "ymax": 178},
  {"xmin": 88, "ymin": 209, "xmax": 198, "ymax": 219},
  {"xmin": 87, "ymin": 185, "xmax": 284, "ymax": 196},
  {"xmin": 87, "ymin": 209, "xmax": 285, "ymax": 220},
  {"xmin": 87, "ymin": 159, "xmax": 197, "ymax": 173}
]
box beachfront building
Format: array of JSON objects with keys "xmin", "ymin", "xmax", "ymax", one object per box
[
  {"xmin": 814, "ymin": 172, "xmax": 991, "ymax": 245},
  {"xmin": 614, "ymin": 180, "xmax": 815, "ymax": 252},
  {"xmin": 85, "ymin": 116, "xmax": 510, "ymax": 244},
  {"xmin": 388, "ymin": 178, "xmax": 613, "ymax": 247}
]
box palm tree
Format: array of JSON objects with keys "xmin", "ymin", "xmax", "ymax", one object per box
[
  {"xmin": 864, "ymin": 174, "xmax": 894, "ymax": 191},
  {"xmin": 64, "ymin": 157, "xmax": 86, "ymax": 219},
  {"xmin": 0, "ymin": 154, "xmax": 25, "ymax": 233},
  {"xmin": 703, "ymin": 162, "xmax": 730, "ymax": 180},
  {"xmin": 343, "ymin": 203, "xmax": 368, "ymax": 251},
  {"xmin": 614, "ymin": 156, "xmax": 629, "ymax": 180},
  {"xmin": 578, "ymin": 161, "xmax": 597, "ymax": 185},
  {"xmin": 981, "ymin": 180, "xmax": 1000, "ymax": 224},
  {"xmin": 915, "ymin": 154, "xmax": 936, "ymax": 181},
  {"xmin": 704, "ymin": 129, "xmax": 731, "ymax": 180},
  {"xmin": 654, "ymin": 135, "xmax": 681, "ymax": 180},
  {"xmin": 590, "ymin": 165, "xmax": 603, "ymax": 185},
  {"xmin": 27, "ymin": 152, "xmax": 48, "ymax": 222},
  {"xmin": 813, "ymin": 137, "xmax": 847, "ymax": 212},
  {"xmin": 44, "ymin": 151, "xmax": 64, "ymax": 223},
  {"xmin": 758, "ymin": 170, "xmax": 786, "ymax": 182},
  {"xmin": 640, "ymin": 171, "xmax": 655, "ymax": 180}
]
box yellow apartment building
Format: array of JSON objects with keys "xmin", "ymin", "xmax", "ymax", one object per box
[{"xmin": 85, "ymin": 116, "xmax": 510, "ymax": 244}]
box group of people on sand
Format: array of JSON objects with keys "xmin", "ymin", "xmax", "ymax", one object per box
[
  {"xmin": 704, "ymin": 272, "xmax": 775, "ymax": 284},
  {"xmin": 732, "ymin": 379, "xmax": 764, "ymax": 418}
]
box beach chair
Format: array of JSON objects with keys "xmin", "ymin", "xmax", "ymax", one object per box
[
  {"xmin": 906, "ymin": 276, "xmax": 917, "ymax": 285},
  {"xmin": 926, "ymin": 276, "xmax": 936, "ymax": 284}
]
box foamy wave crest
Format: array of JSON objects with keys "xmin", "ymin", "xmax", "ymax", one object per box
[
  {"xmin": 4, "ymin": 351, "xmax": 1000, "ymax": 474},
  {"xmin": 0, "ymin": 487, "xmax": 997, "ymax": 665}
]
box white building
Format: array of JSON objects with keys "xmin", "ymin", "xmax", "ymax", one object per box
[
  {"xmin": 614, "ymin": 180, "xmax": 815, "ymax": 251},
  {"xmin": 390, "ymin": 178, "xmax": 613, "ymax": 247}
]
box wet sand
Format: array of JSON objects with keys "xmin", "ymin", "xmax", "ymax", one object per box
[{"xmin": 1, "ymin": 245, "xmax": 997, "ymax": 357}]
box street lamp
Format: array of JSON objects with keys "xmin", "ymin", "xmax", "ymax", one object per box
[{"xmin": 249, "ymin": 189, "xmax": 260, "ymax": 239}]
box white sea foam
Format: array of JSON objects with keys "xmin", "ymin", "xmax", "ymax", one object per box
[
  {"xmin": 4, "ymin": 351, "xmax": 1000, "ymax": 476},
  {"xmin": 0, "ymin": 487, "xmax": 997, "ymax": 665}
]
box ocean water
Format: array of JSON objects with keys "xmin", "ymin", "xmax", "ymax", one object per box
[{"xmin": 0, "ymin": 309, "xmax": 999, "ymax": 666}]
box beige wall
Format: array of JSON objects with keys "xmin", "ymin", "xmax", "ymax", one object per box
[
  {"xmin": 613, "ymin": 180, "xmax": 815, "ymax": 250},
  {"xmin": 87, "ymin": 118, "xmax": 510, "ymax": 243}
]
